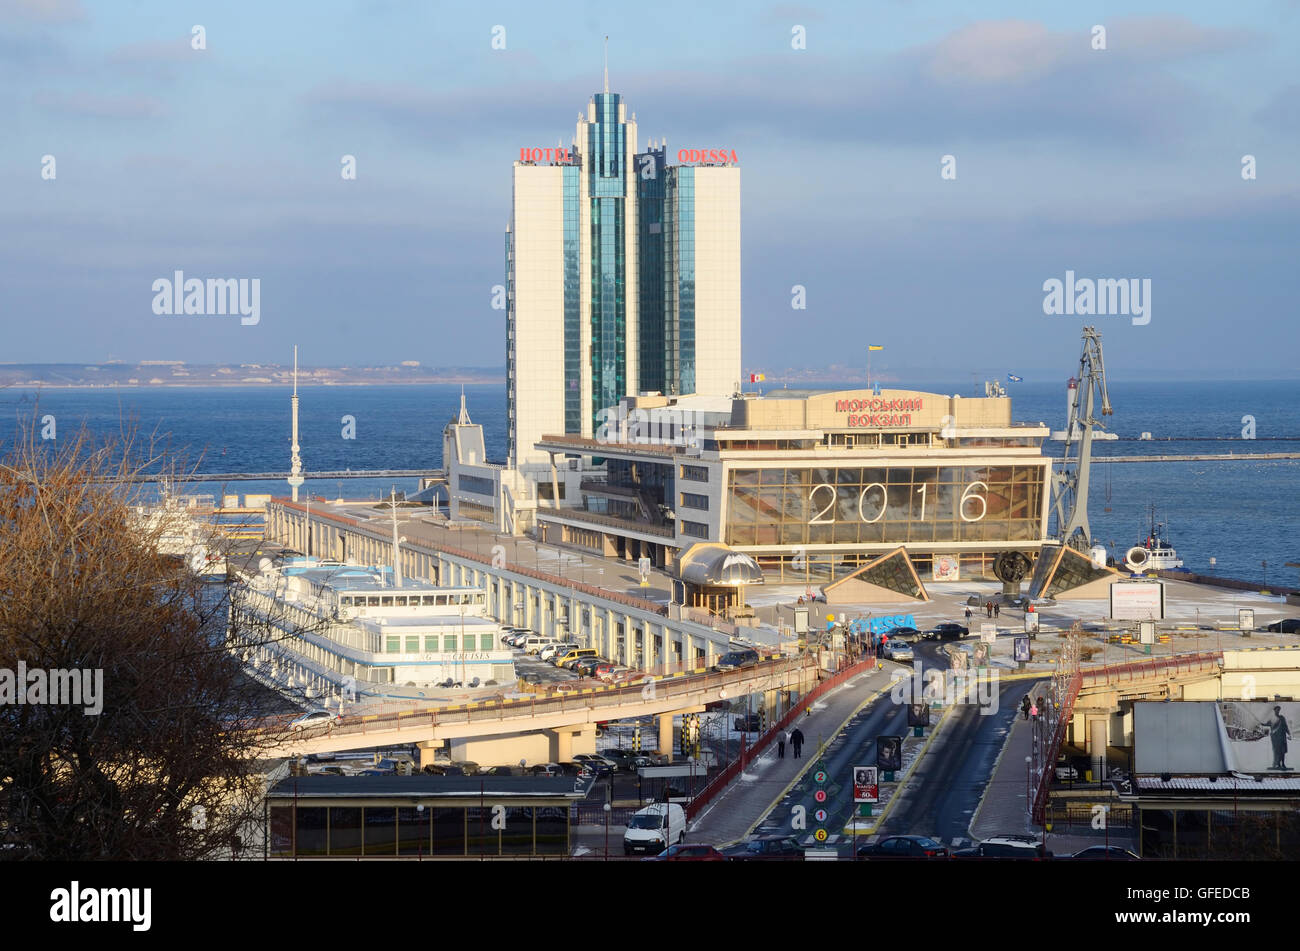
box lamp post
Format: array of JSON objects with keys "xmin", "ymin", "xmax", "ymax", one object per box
[{"xmin": 603, "ymin": 801, "xmax": 611, "ymax": 860}]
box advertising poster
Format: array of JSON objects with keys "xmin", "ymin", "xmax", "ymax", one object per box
[
  {"xmin": 972, "ymin": 641, "xmax": 990, "ymax": 667},
  {"xmin": 1110, "ymin": 580, "xmax": 1166, "ymax": 620},
  {"xmin": 907, "ymin": 702, "xmax": 931, "ymax": 727},
  {"xmin": 876, "ymin": 735, "xmax": 903, "ymax": 772},
  {"xmin": 1013, "ymin": 636, "xmax": 1031, "ymax": 662},
  {"xmin": 1220, "ymin": 701, "xmax": 1297, "ymax": 772},
  {"xmin": 932, "ymin": 555, "xmax": 960, "ymax": 582},
  {"xmin": 853, "ymin": 766, "xmax": 879, "ymax": 803}
]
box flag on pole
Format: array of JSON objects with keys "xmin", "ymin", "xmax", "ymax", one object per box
[
  {"xmin": 1007, "ymin": 373, "xmax": 1023, "ymax": 383},
  {"xmin": 867, "ymin": 346, "xmax": 884, "ymax": 351},
  {"xmin": 749, "ymin": 373, "xmax": 765, "ymax": 382}
]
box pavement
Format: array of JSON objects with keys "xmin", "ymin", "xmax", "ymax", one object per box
[{"xmin": 970, "ymin": 703, "xmax": 1138, "ymax": 856}]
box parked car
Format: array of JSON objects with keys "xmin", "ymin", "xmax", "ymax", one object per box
[
  {"xmin": 721, "ymin": 835, "xmax": 803, "ymax": 861},
  {"xmin": 289, "ymin": 710, "xmax": 340, "ymax": 732},
  {"xmin": 529, "ymin": 763, "xmax": 563, "ymax": 777},
  {"xmin": 714, "ymin": 649, "xmax": 760, "ymax": 672},
  {"xmin": 924, "ymin": 623, "xmax": 970, "ymax": 641},
  {"xmin": 857, "ymin": 835, "xmax": 948, "ymax": 859},
  {"xmin": 557, "ymin": 648, "xmax": 598, "ymax": 669},
  {"xmin": 643, "ymin": 844, "xmax": 725, "ymax": 862},
  {"xmin": 527, "ymin": 639, "xmax": 561, "ymax": 655},
  {"xmin": 544, "ymin": 643, "xmax": 579, "ymax": 663},
  {"xmin": 483, "ymin": 765, "xmax": 524, "ymax": 776},
  {"xmin": 572, "ymin": 753, "xmax": 618, "ymax": 770},
  {"xmin": 573, "ymin": 656, "xmax": 605, "ymax": 676},
  {"xmin": 952, "ymin": 835, "xmax": 1050, "ymax": 859},
  {"xmin": 881, "ymin": 640, "xmax": 914, "ymax": 662},
  {"xmin": 1070, "ymin": 845, "xmax": 1140, "ymax": 861},
  {"xmin": 1266, "ymin": 618, "xmax": 1300, "ymax": 633},
  {"xmin": 449, "ymin": 761, "xmax": 481, "ymax": 776},
  {"xmin": 604, "ymin": 749, "xmax": 652, "ymax": 771},
  {"xmin": 623, "ymin": 803, "xmax": 686, "ymax": 855},
  {"xmin": 591, "ymin": 663, "xmax": 618, "ymax": 680}
]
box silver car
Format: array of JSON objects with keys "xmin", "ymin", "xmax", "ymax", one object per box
[{"xmin": 881, "ymin": 640, "xmax": 914, "ymax": 662}]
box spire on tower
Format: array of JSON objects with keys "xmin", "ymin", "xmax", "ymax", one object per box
[{"xmin": 603, "ymin": 35, "xmax": 609, "ymax": 93}]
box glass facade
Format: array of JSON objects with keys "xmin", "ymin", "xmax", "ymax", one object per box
[
  {"xmin": 726, "ymin": 464, "xmax": 1045, "ymax": 548},
  {"xmin": 588, "ymin": 93, "xmax": 628, "ymax": 433},
  {"xmin": 563, "ymin": 165, "xmax": 582, "ymax": 433},
  {"xmin": 270, "ymin": 803, "xmax": 570, "ymax": 857},
  {"xmin": 637, "ymin": 148, "xmax": 667, "ymax": 394}
]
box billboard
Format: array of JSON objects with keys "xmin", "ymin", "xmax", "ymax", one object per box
[
  {"xmin": 1013, "ymin": 636, "xmax": 1031, "ymax": 662},
  {"xmin": 971, "ymin": 642, "xmax": 990, "ymax": 667},
  {"xmin": 1111, "ymin": 580, "xmax": 1165, "ymax": 620},
  {"xmin": 907, "ymin": 703, "xmax": 931, "ymax": 727},
  {"xmin": 853, "ymin": 766, "xmax": 879, "ymax": 803},
  {"xmin": 1221, "ymin": 701, "xmax": 1297, "ymax": 773},
  {"xmin": 876, "ymin": 736, "xmax": 902, "ymax": 772}
]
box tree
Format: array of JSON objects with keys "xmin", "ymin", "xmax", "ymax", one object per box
[{"xmin": 0, "ymin": 421, "xmax": 316, "ymax": 859}]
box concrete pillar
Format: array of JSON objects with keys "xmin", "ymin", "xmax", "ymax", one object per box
[
  {"xmin": 417, "ymin": 741, "xmax": 443, "ymax": 770},
  {"xmin": 1090, "ymin": 718, "xmax": 1108, "ymax": 780},
  {"xmin": 659, "ymin": 712, "xmax": 674, "ymax": 764}
]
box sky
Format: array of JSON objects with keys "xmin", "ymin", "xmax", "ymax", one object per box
[{"xmin": 2, "ymin": 0, "xmax": 1298, "ymax": 382}]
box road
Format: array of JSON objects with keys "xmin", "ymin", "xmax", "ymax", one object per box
[{"xmin": 745, "ymin": 636, "xmax": 1044, "ymax": 854}]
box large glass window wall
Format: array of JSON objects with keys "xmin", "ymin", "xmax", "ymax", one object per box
[{"xmin": 726, "ymin": 464, "xmax": 1046, "ymax": 548}]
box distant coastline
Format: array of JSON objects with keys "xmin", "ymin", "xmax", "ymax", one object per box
[{"xmin": 0, "ymin": 363, "xmax": 505, "ymax": 389}]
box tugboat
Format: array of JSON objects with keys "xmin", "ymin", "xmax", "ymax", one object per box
[{"xmin": 1124, "ymin": 504, "xmax": 1185, "ymax": 573}]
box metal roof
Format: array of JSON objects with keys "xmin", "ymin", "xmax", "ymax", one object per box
[{"xmin": 267, "ymin": 775, "xmax": 592, "ymax": 800}]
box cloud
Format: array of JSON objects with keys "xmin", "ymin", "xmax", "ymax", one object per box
[
  {"xmin": 0, "ymin": 0, "xmax": 83, "ymax": 23},
  {"xmin": 32, "ymin": 89, "xmax": 166, "ymax": 118}
]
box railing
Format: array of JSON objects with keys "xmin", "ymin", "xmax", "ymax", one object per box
[
  {"xmin": 1030, "ymin": 670, "xmax": 1081, "ymax": 825},
  {"xmin": 685, "ymin": 656, "xmax": 876, "ymax": 821},
  {"xmin": 1081, "ymin": 651, "xmax": 1222, "ymax": 686},
  {"xmin": 536, "ymin": 505, "xmax": 675, "ymax": 538}
]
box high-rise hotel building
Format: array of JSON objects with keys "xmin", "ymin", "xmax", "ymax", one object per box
[{"xmin": 505, "ymin": 88, "xmax": 741, "ymax": 467}]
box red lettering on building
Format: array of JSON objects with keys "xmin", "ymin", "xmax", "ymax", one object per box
[
  {"xmin": 676, "ymin": 148, "xmax": 739, "ymax": 165},
  {"xmin": 519, "ymin": 147, "xmax": 573, "ymax": 164}
]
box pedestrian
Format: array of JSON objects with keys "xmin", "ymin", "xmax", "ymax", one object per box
[
  {"xmin": 790, "ymin": 727, "xmax": 805, "ymax": 759},
  {"xmin": 986, "ymin": 602, "xmax": 993, "ymax": 618},
  {"xmin": 778, "ymin": 730, "xmax": 788, "ymax": 759},
  {"xmin": 964, "ymin": 606, "xmax": 973, "ymax": 622},
  {"xmin": 1264, "ymin": 706, "xmax": 1291, "ymax": 770},
  {"xmin": 994, "ymin": 602, "xmax": 1000, "ymax": 618},
  {"xmin": 1030, "ymin": 700, "xmax": 1038, "ymax": 721},
  {"xmin": 1021, "ymin": 695, "xmax": 1031, "ymax": 721}
]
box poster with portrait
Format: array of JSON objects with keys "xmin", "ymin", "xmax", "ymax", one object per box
[
  {"xmin": 876, "ymin": 735, "xmax": 903, "ymax": 772},
  {"xmin": 1220, "ymin": 701, "xmax": 1298, "ymax": 773},
  {"xmin": 907, "ymin": 702, "xmax": 931, "ymax": 727},
  {"xmin": 853, "ymin": 766, "xmax": 879, "ymax": 803},
  {"xmin": 971, "ymin": 641, "xmax": 990, "ymax": 667},
  {"xmin": 948, "ymin": 648, "xmax": 969, "ymax": 673}
]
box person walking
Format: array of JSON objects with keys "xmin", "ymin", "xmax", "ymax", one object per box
[
  {"xmin": 778, "ymin": 730, "xmax": 787, "ymax": 759},
  {"xmin": 993, "ymin": 602, "xmax": 1000, "ymax": 618},
  {"xmin": 1021, "ymin": 695, "xmax": 1032, "ymax": 721},
  {"xmin": 985, "ymin": 601, "xmax": 993, "ymax": 618},
  {"xmin": 790, "ymin": 727, "xmax": 805, "ymax": 759},
  {"xmin": 964, "ymin": 606, "xmax": 973, "ymax": 623}
]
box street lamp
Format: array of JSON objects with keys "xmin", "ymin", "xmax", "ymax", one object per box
[{"xmin": 603, "ymin": 801, "xmax": 612, "ymax": 860}]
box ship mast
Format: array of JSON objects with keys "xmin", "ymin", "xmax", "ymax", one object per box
[{"xmin": 389, "ymin": 486, "xmax": 403, "ymax": 588}]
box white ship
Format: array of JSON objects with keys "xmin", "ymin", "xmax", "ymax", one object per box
[
  {"xmin": 132, "ymin": 490, "xmax": 226, "ymax": 578},
  {"xmin": 1124, "ymin": 505, "xmax": 1185, "ymax": 572},
  {"xmin": 229, "ymin": 556, "xmax": 515, "ymax": 705}
]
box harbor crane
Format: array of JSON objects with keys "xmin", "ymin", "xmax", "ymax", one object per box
[{"xmin": 1051, "ymin": 326, "xmax": 1113, "ymax": 550}]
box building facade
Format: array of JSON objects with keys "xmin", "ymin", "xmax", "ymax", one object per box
[
  {"xmin": 533, "ymin": 387, "xmax": 1053, "ymax": 583},
  {"xmin": 505, "ymin": 89, "xmax": 741, "ymax": 468}
]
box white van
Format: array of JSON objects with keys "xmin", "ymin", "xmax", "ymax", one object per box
[
  {"xmin": 623, "ymin": 803, "xmax": 686, "ymax": 856},
  {"xmin": 522, "ymin": 636, "xmax": 552, "ymax": 654}
]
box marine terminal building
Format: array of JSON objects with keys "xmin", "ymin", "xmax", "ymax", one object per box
[{"xmin": 447, "ymin": 385, "xmax": 1052, "ymax": 586}]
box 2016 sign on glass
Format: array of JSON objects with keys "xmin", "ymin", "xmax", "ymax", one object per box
[{"xmin": 807, "ymin": 480, "xmax": 990, "ymax": 524}]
